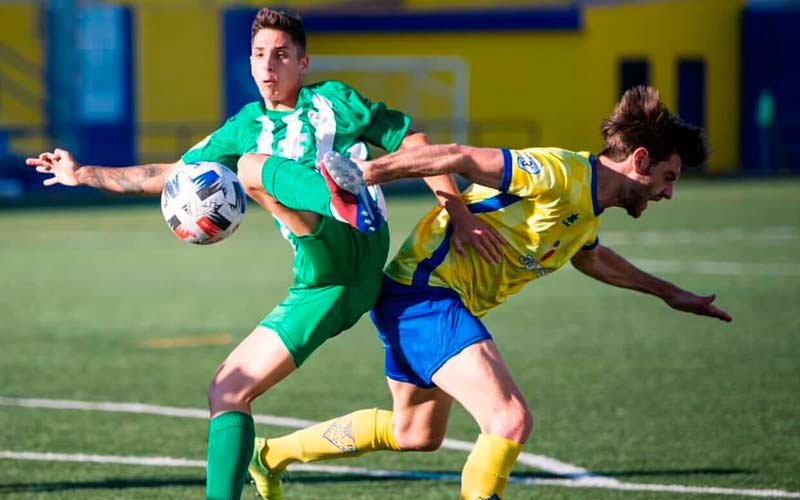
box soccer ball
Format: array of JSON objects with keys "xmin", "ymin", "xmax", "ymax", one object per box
[{"xmin": 161, "ymin": 161, "xmax": 246, "ymax": 245}]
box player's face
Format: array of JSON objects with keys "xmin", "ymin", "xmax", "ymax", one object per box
[
  {"xmin": 622, "ymin": 151, "xmax": 681, "ymax": 218},
  {"xmin": 250, "ymin": 29, "xmax": 308, "ymax": 108}
]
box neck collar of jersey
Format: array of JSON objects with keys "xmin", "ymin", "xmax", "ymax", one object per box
[{"xmin": 590, "ymin": 154, "xmax": 602, "ymax": 216}]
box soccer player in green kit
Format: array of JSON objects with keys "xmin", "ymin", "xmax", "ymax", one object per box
[{"xmin": 26, "ymin": 8, "xmax": 504, "ymax": 500}]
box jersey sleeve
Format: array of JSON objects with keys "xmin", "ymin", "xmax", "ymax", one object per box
[
  {"xmin": 318, "ymin": 80, "xmax": 412, "ymax": 153},
  {"xmin": 498, "ymin": 148, "xmax": 562, "ymax": 199},
  {"xmin": 181, "ymin": 113, "xmax": 247, "ymax": 172}
]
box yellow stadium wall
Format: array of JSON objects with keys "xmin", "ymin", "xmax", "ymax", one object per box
[
  {"xmin": 0, "ymin": 2, "xmax": 43, "ymax": 154},
  {"xmin": 124, "ymin": 0, "xmax": 741, "ymax": 170},
  {"xmin": 305, "ymin": 0, "xmax": 742, "ymax": 171},
  {"xmin": 584, "ymin": 0, "xmax": 742, "ymax": 171},
  {"xmin": 128, "ymin": 3, "xmax": 221, "ymax": 162}
]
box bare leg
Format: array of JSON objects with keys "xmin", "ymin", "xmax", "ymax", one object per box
[
  {"xmin": 387, "ymin": 378, "xmax": 454, "ymax": 451},
  {"xmin": 432, "ymin": 339, "xmax": 532, "ymax": 441},
  {"xmin": 431, "ymin": 339, "xmax": 532, "ymax": 500},
  {"xmin": 205, "ymin": 326, "xmax": 297, "ymax": 499},
  {"xmin": 208, "ymin": 326, "xmax": 297, "ymax": 417}
]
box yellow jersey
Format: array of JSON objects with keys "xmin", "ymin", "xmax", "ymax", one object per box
[{"xmin": 385, "ymin": 147, "xmax": 602, "ymax": 317}]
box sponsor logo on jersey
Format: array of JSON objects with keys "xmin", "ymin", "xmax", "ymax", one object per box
[
  {"xmin": 516, "ymin": 152, "xmax": 542, "ymax": 175},
  {"xmin": 519, "ymin": 254, "xmax": 551, "ymax": 278}
]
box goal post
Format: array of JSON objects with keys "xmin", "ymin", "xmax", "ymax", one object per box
[{"xmin": 306, "ymin": 55, "xmax": 469, "ymax": 144}]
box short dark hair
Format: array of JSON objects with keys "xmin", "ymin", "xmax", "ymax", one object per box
[
  {"xmin": 599, "ymin": 86, "xmax": 709, "ymax": 167},
  {"xmin": 251, "ymin": 8, "xmax": 307, "ymax": 56}
]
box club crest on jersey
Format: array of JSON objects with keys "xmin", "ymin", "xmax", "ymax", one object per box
[
  {"xmin": 516, "ymin": 152, "xmax": 542, "ymax": 175},
  {"xmin": 540, "ymin": 240, "xmax": 561, "ymax": 262}
]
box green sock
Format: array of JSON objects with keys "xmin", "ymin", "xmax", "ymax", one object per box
[
  {"xmin": 206, "ymin": 411, "xmax": 255, "ymax": 500},
  {"xmin": 261, "ymin": 155, "xmax": 333, "ymax": 216}
]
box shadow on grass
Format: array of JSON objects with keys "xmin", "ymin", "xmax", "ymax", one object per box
[
  {"xmin": 290, "ymin": 467, "xmax": 754, "ymax": 484},
  {"xmin": 0, "ymin": 467, "xmax": 753, "ymax": 493},
  {"xmin": 0, "ymin": 476, "xmax": 204, "ymax": 493}
]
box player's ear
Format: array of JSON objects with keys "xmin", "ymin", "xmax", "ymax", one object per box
[
  {"xmin": 299, "ymin": 54, "xmax": 309, "ymax": 76},
  {"xmin": 632, "ymin": 147, "xmax": 651, "ymax": 174}
]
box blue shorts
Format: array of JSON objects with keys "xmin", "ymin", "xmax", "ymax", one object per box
[{"xmin": 370, "ymin": 277, "xmax": 492, "ymax": 388}]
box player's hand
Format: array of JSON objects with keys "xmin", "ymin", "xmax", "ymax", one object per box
[
  {"xmin": 450, "ymin": 211, "xmax": 507, "ymax": 264},
  {"xmin": 25, "ymin": 148, "xmax": 82, "ymax": 187},
  {"xmin": 664, "ymin": 290, "xmax": 732, "ymax": 322}
]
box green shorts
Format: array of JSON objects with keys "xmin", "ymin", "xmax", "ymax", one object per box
[
  {"xmin": 259, "ymin": 214, "xmax": 389, "ymax": 367},
  {"xmin": 255, "ymin": 149, "xmax": 390, "ymax": 366},
  {"xmin": 260, "ymin": 275, "xmax": 382, "ymax": 366}
]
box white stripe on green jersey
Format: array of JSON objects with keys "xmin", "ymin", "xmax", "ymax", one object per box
[
  {"xmin": 183, "ymin": 80, "xmax": 411, "ymax": 173},
  {"xmin": 310, "ymin": 93, "xmax": 336, "ymax": 164},
  {"xmin": 277, "ymin": 109, "xmax": 308, "ymax": 161},
  {"xmin": 255, "ymin": 116, "xmax": 275, "ymax": 155}
]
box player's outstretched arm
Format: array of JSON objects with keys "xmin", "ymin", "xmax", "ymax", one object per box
[
  {"xmin": 396, "ymin": 133, "xmax": 506, "ymax": 264},
  {"xmin": 362, "ymin": 144, "xmax": 505, "ymax": 190},
  {"xmin": 25, "ymin": 148, "xmax": 181, "ymax": 195},
  {"xmin": 571, "ymin": 244, "xmax": 732, "ymax": 322}
]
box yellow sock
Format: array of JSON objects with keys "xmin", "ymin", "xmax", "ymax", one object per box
[
  {"xmin": 460, "ymin": 433, "xmax": 523, "ymax": 500},
  {"xmin": 263, "ymin": 408, "xmax": 401, "ymax": 471}
]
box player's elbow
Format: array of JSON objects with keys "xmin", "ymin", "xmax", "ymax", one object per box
[{"xmin": 402, "ymin": 130, "xmax": 431, "ymax": 149}]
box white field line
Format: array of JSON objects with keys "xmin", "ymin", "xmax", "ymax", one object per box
[
  {"xmin": 0, "ymin": 396, "xmax": 316, "ymax": 429},
  {"xmin": 0, "ymin": 396, "xmax": 605, "ymax": 481},
  {"xmin": 628, "ymin": 259, "xmax": 800, "ymax": 277},
  {"xmin": 440, "ymin": 437, "xmax": 603, "ymax": 480},
  {"xmin": 601, "ymin": 226, "xmax": 800, "ymax": 247},
  {"xmin": 0, "ymin": 451, "xmax": 205, "ymax": 468},
  {"xmin": 561, "ymin": 259, "xmax": 800, "ymax": 277},
  {"xmin": 2, "ymin": 451, "xmax": 800, "ymax": 499}
]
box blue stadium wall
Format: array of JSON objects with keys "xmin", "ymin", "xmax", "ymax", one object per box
[{"xmin": 740, "ymin": 2, "xmax": 800, "ymax": 173}]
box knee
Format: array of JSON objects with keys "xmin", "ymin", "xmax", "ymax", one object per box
[
  {"xmin": 207, "ymin": 373, "xmax": 251, "ymax": 412},
  {"xmin": 393, "ymin": 426, "xmax": 446, "ymax": 452},
  {"xmin": 207, "ymin": 376, "xmax": 228, "ymax": 407},
  {"xmin": 487, "ymin": 400, "xmax": 534, "ymax": 443}
]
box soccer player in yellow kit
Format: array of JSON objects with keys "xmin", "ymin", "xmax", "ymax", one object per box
[{"xmin": 248, "ymin": 86, "xmax": 732, "ymax": 500}]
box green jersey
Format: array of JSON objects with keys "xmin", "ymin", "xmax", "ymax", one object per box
[
  {"xmin": 181, "ymin": 80, "xmax": 408, "ymax": 288},
  {"xmin": 182, "ymin": 79, "xmax": 411, "ymax": 171}
]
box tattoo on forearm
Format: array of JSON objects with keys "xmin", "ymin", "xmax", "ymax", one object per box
[
  {"xmin": 85, "ymin": 168, "xmax": 109, "ymax": 191},
  {"xmin": 84, "ymin": 165, "xmax": 167, "ymax": 193}
]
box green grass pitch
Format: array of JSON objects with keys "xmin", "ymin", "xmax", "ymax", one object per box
[{"xmin": 1, "ymin": 179, "xmax": 798, "ymax": 499}]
